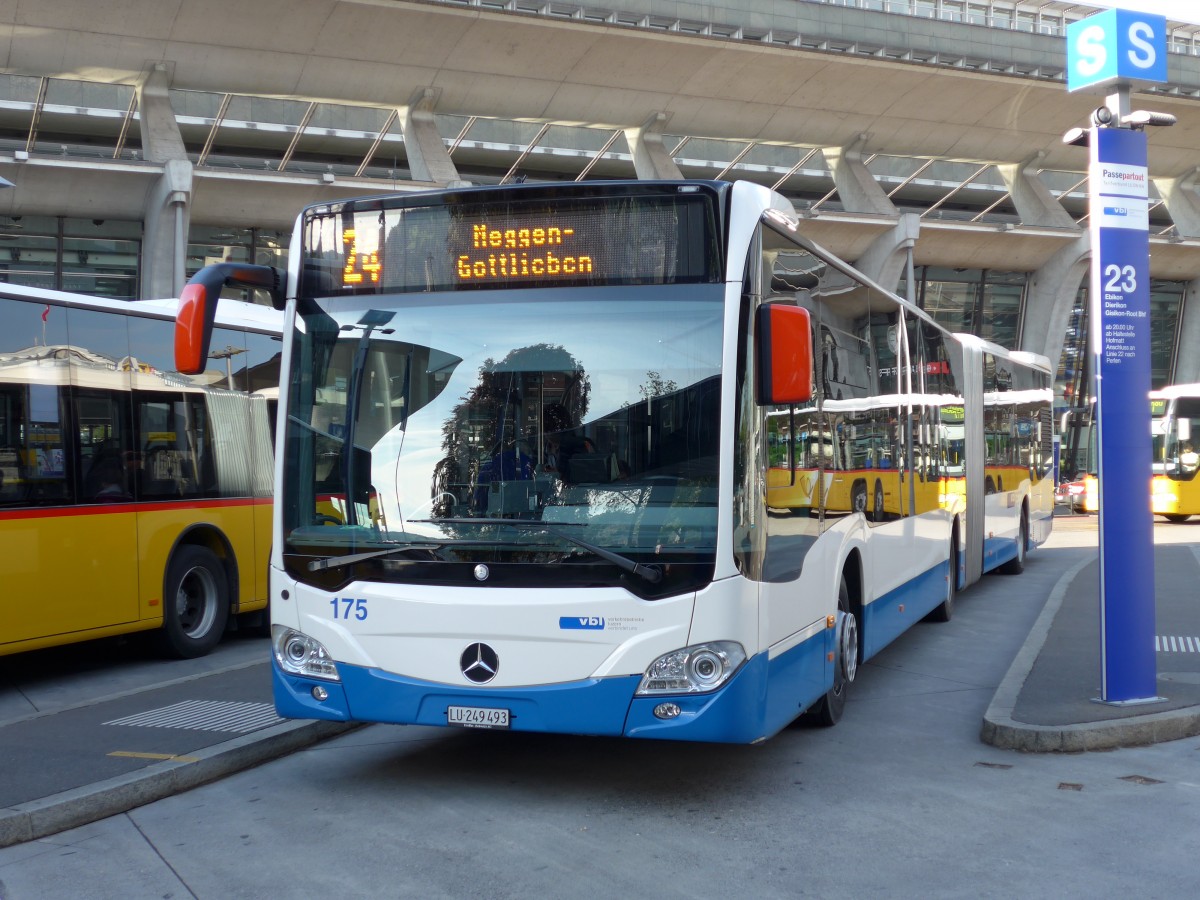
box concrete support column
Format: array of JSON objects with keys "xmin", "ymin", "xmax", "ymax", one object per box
[
  {"xmin": 136, "ymin": 63, "xmax": 187, "ymax": 164},
  {"xmin": 136, "ymin": 63, "xmax": 193, "ymax": 299},
  {"xmin": 1152, "ymin": 167, "xmax": 1200, "ymax": 238},
  {"xmin": 997, "ymin": 153, "xmax": 1077, "ymax": 228},
  {"xmin": 141, "ymin": 160, "xmax": 193, "ymax": 299},
  {"xmin": 1019, "ymin": 233, "xmax": 1090, "ymax": 366},
  {"xmin": 1172, "ymin": 278, "xmax": 1200, "ymax": 384},
  {"xmin": 625, "ymin": 112, "xmax": 682, "ymax": 180},
  {"xmin": 853, "ymin": 213, "xmax": 920, "ymax": 292},
  {"xmin": 400, "ymin": 88, "xmax": 468, "ymax": 186},
  {"xmin": 822, "ymin": 134, "xmax": 895, "ymax": 216}
]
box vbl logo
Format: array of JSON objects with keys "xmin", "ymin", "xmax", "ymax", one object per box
[{"xmin": 559, "ymin": 616, "xmax": 605, "ymax": 630}]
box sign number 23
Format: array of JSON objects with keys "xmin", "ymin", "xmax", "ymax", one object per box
[{"xmin": 1104, "ymin": 264, "xmax": 1137, "ymax": 293}]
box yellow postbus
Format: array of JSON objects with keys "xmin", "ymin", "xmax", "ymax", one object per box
[
  {"xmin": 0, "ymin": 285, "xmax": 281, "ymax": 657},
  {"xmin": 1150, "ymin": 383, "xmax": 1200, "ymax": 522},
  {"xmin": 1069, "ymin": 391, "xmax": 1180, "ymax": 518}
]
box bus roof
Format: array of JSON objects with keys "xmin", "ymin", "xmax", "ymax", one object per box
[{"xmin": 0, "ymin": 283, "xmax": 282, "ymax": 334}]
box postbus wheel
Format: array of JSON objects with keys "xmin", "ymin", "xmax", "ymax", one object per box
[
  {"xmin": 1164, "ymin": 514, "xmax": 1192, "ymax": 523},
  {"xmin": 808, "ymin": 576, "xmax": 857, "ymax": 727},
  {"xmin": 851, "ymin": 481, "xmax": 867, "ymax": 515},
  {"xmin": 159, "ymin": 545, "xmax": 230, "ymax": 659}
]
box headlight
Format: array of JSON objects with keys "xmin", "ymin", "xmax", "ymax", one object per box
[
  {"xmin": 636, "ymin": 641, "xmax": 746, "ymax": 695},
  {"xmin": 272, "ymin": 626, "xmax": 340, "ymax": 681}
]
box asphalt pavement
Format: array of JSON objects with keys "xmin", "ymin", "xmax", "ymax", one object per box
[{"xmin": 3, "ymin": 510, "xmax": 1199, "ymax": 849}]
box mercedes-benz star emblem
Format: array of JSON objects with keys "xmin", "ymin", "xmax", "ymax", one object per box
[
  {"xmin": 473, "ymin": 564, "xmax": 490, "ymax": 582},
  {"xmin": 460, "ymin": 642, "xmax": 499, "ymax": 684}
]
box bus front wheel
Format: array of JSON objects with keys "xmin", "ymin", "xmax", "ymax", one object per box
[
  {"xmin": 808, "ymin": 576, "xmax": 858, "ymax": 727},
  {"xmin": 159, "ymin": 545, "xmax": 230, "ymax": 659}
]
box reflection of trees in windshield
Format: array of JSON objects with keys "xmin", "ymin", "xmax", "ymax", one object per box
[
  {"xmin": 637, "ymin": 370, "xmax": 677, "ymax": 402},
  {"xmin": 430, "ymin": 343, "xmax": 590, "ymax": 518}
]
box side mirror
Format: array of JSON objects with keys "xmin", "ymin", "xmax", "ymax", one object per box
[
  {"xmin": 174, "ymin": 263, "xmax": 285, "ymax": 375},
  {"xmin": 756, "ymin": 303, "xmax": 813, "ymax": 405}
]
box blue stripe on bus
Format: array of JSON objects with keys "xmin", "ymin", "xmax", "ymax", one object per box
[
  {"xmin": 860, "ymin": 559, "xmax": 951, "ymax": 660},
  {"xmin": 274, "ymin": 662, "xmax": 640, "ymax": 736},
  {"xmin": 273, "ymin": 631, "xmax": 829, "ymax": 744},
  {"xmin": 983, "ymin": 533, "xmax": 1020, "ymax": 571}
]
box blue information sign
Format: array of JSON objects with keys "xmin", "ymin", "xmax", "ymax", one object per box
[
  {"xmin": 1089, "ymin": 126, "xmax": 1157, "ymax": 703},
  {"xmin": 1067, "ymin": 10, "xmax": 1167, "ymax": 92}
]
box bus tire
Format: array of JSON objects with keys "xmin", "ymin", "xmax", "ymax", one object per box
[
  {"xmin": 926, "ymin": 528, "xmax": 958, "ymax": 622},
  {"xmin": 851, "ymin": 481, "xmax": 867, "ymax": 515},
  {"xmin": 998, "ymin": 509, "xmax": 1028, "ymax": 575},
  {"xmin": 159, "ymin": 545, "xmax": 230, "ymax": 658},
  {"xmin": 1164, "ymin": 514, "xmax": 1191, "ymax": 523},
  {"xmin": 872, "ymin": 480, "xmax": 885, "ymax": 522},
  {"xmin": 808, "ymin": 576, "xmax": 857, "ymax": 727}
]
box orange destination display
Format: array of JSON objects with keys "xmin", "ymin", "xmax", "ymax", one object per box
[{"xmin": 304, "ymin": 184, "xmax": 722, "ymax": 294}]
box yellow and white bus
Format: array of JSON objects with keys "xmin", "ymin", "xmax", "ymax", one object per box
[
  {"xmin": 1065, "ymin": 390, "xmax": 1184, "ymax": 518},
  {"xmin": 1150, "ymin": 382, "xmax": 1200, "ymax": 522},
  {"xmin": 0, "ymin": 284, "xmax": 281, "ymax": 657}
]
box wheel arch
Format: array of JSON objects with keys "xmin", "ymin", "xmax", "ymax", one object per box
[
  {"xmin": 164, "ymin": 523, "xmax": 240, "ymax": 615},
  {"xmin": 841, "ymin": 546, "xmax": 865, "ymax": 663}
]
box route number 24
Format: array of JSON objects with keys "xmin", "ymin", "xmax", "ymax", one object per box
[
  {"xmin": 1104, "ymin": 264, "xmax": 1137, "ymax": 293},
  {"xmin": 330, "ymin": 597, "xmax": 368, "ymax": 620}
]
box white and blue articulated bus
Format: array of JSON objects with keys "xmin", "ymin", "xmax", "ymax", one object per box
[{"xmin": 174, "ymin": 180, "xmax": 1054, "ymax": 743}]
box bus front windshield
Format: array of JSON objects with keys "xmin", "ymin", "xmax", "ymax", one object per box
[
  {"xmin": 1163, "ymin": 397, "xmax": 1200, "ymax": 480},
  {"xmin": 282, "ymin": 285, "xmax": 724, "ymax": 597}
]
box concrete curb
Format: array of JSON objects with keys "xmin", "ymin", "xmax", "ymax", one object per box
[
  {"xmin": 980, "ymin": 556, "xmax": 1200, "ymax": 752},
  {"xmin": 0, "ymin": 719, "xmax": 356, "ymax": 848}
]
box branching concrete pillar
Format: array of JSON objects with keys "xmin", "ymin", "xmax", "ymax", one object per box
[
  {"xmin": 853, "ymin": 213, "xmax": 920, "ymax": 293},
  {"xmin": 400, "ymin": 87, "xmax": 468, "ymax": 186},
  {"xmin": 1020, "ymin": 233, "xmax": 1090, "ymax": 366},
  {"xmin": 1153, "ymin": 167, "xmax": 1200, "ymax": 239},
  {"xmin": 997, "ymin": 153, "xmax": 1077, "ymax": 229},
  {"xmin": 136, "ymin": 63, "xmax": 192, "ymax": 298},
  {"xmin": 625, "ymin": 112, "xmax": 682, "ymax": 181},
  {"xmin": 822, "ymin": 134, "xmax": 895, "ymax": 216}
]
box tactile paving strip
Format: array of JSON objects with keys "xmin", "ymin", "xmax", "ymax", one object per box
[{"xmin": 103, "ymin": 699, "xmax": 282, "ymax": 733}]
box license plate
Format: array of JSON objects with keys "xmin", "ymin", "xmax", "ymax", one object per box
[{"xmin": 447, "ymin": 705, "xmax": 510, "ymax": 729}]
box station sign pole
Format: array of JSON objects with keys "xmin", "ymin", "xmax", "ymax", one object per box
[{"xmin": 1066, "ymin": 9, "xmax": 1169, "ymax": 704}]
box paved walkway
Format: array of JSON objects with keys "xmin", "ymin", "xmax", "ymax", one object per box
[{"xmin": 981, "ymin": 514, "xmax": 1200, "ymax": 751}]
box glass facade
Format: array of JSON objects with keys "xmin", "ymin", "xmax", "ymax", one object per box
[
  {"xmin": 0, "ymin": 216, "xmax": 141, "ymax": 298},
  {"xmin": 184, "ymin": 224, "xmax": 289, "ymax": 305},
  {"xmin": 0, "ymin": 218, "xmax": 290, "ymax": 304},
  {"xmin": 900, "ymin": 267, "xmax": 1025, "ymax": 349},
  {"xmin": 1149, "ymin": 280, "xmax": 1185, "ymax": 389}
]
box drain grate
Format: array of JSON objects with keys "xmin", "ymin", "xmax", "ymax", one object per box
[
  {"xmin": 1156, "ymin": 636, "xmax": 1200, "ymax": 653},
  {"xmin": 104, "ymin": 700, "xmax": 282, "ymax": 734}
]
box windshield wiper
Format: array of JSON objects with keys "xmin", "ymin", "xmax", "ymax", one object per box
[
  {"xmin": 306, "ymin": 538, "xmax": 484, "ymax": 572},
  {"xmin": 412, "ymin": 517, "xmax": 663, "ymax": 584}
]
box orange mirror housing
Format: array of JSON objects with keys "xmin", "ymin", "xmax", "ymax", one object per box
[
  {"xmin": 756, "ymin": 303, "xmax": 813, "ymax": 406},
  {"xmin": 174, "ymin": 263, "xmax": 285, "ymax": 375},
  {"xmin": 175, "ymin": 281, "xmax": 214, "ymax": 375}
]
